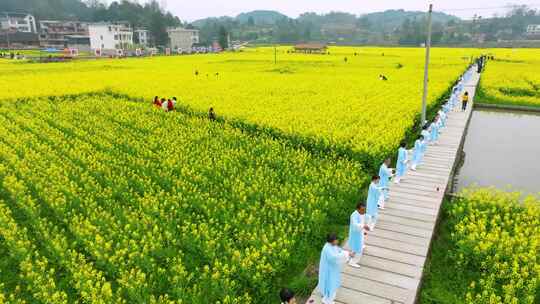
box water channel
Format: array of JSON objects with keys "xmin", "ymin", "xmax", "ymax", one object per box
[{"xmin": 454, "ymin": 108, "xmax": 540, "ymax": 196}]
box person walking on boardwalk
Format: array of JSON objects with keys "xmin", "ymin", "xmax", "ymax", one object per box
[
  {"xmin": 438, "ymin": 109, "xmax": 447, "ymax": 128},
  {"xmin": 462, "ymin": 91, "xmax": 469, "ymax": 111},
  {"xmin": 429, "ymin": 117, "xmax": 440, "ymax": 144},
  {"xmin": 366, "ymin": 175, "xmax": 384, "ymax": 227},
  {"xmin": 378, "ymin": 158, "xmax": 394, "ymax": 205},
  {"xmin": 394, "ymin": 142, "xmax": 408, "ymax": 184},
  {"xmin": 421, "ymin": 125, "xmax": 431, "ymax": 145},
  {"xmin": 411, "ymin": 135, "xmax": 425, "ymax": 171},
  {"xmin": 279, "ymin": 288, "xmax": 296, "ymax": 304},
  {"xmin": 348, "ymin": 203, "xmax": 369, "ymax": 268},
  {"xmin": 318, "ymin": 233, "xmax": 352, "ymax": 304}
]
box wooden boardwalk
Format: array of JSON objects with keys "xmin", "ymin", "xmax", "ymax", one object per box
[{"xmin": 307, "ymin": 70, "xmax": 480, "ymax": 304}]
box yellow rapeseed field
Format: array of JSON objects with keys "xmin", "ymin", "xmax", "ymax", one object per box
[
  {"xmin": 478, "ymin": 48, "xmax": 540, "ymax": 108},
  {"xmin": 0, "ymin": 47, "xmax": 503, "ymax": 303},
  {"xmin": 0, "ymin": 47, "xmax": 477, "ymax": 165}
]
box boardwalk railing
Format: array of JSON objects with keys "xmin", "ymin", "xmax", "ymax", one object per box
[{"xmin": 307, "ymin": 70, "xmax": 481, "ymax": 304}]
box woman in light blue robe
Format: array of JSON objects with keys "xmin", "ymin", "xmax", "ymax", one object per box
[
  {"xmin": 395, "ymin": 142, "xmax": 408, "ymax": 183},
  {"xmin": 366, "ymin": 176, "xmax": 383, "ymax": 223},
  {"xmin": 411, "ymin": 135, "xmax": 424, "ymax": 170},
  {"xmin": 438, "ymin": 110, "xmax": 447, "ymax": 128},
  {"xmin": 347, "ymin": 203, "xmax": 367, "ymax": 267},
  {"xmin": 430, "ymin": 118, "xmax": 440, "ymax": 143},
  {"xmin": 421, "ymin": 125, "xmax": 431, "ymax": 146},
  {"xmin": 378, "ymin": 158, "xmax": 393, "ymax": 202},
  {"xmin": 318, "ymin": 234, "xmax": 350, "ymax": 304},
  {"xmin": 443, "ymin": 102, "xmax": 451, "ymax": 114}
]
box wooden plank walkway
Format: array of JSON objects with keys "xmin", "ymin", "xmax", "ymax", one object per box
[{"xmin": 306, "ymin": 70, "xmax": 480, "ymax": 304}]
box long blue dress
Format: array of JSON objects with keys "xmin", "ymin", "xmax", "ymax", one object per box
[
  {"xmin": 378, "ymin": 163, "xmax": 391, "ymax": 200},
  {"xmin": 430, "ymin": 122, "xmax": 439, "ymax": 142},
  {"xmin": 348, "ymin": 210, "xmax": 364, "ymax": 254},
  {"xmin": 366, "ymin": 182, "xmax": 381, "ymax": 219},
  {"xmin": 438, "ymin": 111, "xmax": 447, "ymax": 127},
  {"xmin": 318, "ymin": 243, "xmax": 348, "ymax": 300},
  {"xmin": 421, "ymin": 129, "xmax": 431, "ymax": 145},
  {"xmin": 396, "ymin": 147, "xmax": 408, "ymax": 178},
  {"xmin": 412, "ymin": 139, "xmax": 423, "ymax": 167}
]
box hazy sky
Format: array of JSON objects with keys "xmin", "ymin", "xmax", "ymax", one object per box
[{"xmin": 144, "ymin": 0, "xmax": 539, "ymax": 21}]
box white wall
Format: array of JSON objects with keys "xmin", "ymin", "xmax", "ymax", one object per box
[
  {"xmin": 168, "ymin": 29, "xmax": 199, "ymax": 52},
  {"xmin": 89, "ymin": 24, "xmax": 133, "ymax": 51},
  {"xmin": 0, "ymin": 14, "xmax": 36, "ymax": 33}
]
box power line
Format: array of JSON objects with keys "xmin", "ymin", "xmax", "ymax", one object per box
[{"xmin": 438, "ymin": 3, "xmax": 540, "ymax": 12}]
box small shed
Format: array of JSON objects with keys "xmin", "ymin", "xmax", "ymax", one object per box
[{"xmin": 293, "ymin": 43, "xmax": 328, "ymax": 54}]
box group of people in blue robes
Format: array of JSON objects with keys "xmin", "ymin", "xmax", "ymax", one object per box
[{"xmin": 315, "ymin": 66, "xmax": 476, "ymax": 304}]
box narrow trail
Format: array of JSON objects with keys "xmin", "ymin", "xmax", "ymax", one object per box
[{"xmin": 306, "ymin": 70, "xmax": 481, "ymax": 304}]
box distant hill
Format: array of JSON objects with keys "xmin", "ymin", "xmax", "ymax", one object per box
[
  {"xmin": 192, "ymin": 10, "xmax": 288, "ymax": 27},
  {"xmin": 192, "ymin": 16, "xmax": 235, "ymax": 28},
  {"xmin": 236, "ymin": 10, "xmax": 288, "ymax": 25},
  {"xmin": 362, "ymin": 9, "xmax": 460, "ymax": 31},
  {"xmin": 192, "ymin": 8, "xmax": 462, "ymax": 45}
]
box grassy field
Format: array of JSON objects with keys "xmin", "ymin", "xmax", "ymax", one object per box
[
  {"xmin": 477, "ymin": 49, "xmax": 540, "ymax": 108},
  {"xmin": 0, "ymin": 46, "xmax": 498, "ymax": 303},
  {"xmin": 420, "ymin": 189, "xmax": 540, "ymax": 304}
]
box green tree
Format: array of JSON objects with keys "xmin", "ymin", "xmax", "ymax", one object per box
[
  {"xmin": 218, "ymin": 25, "xmax": 228, "ymax": 49},
  {"xmin": 247, "ymin": 16, "xmax": 255, "ymax": 27}
]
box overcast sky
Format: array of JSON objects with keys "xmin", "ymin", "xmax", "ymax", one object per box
[{"xmin": 135, "ymin": 0, "xmax": 539, "ymax": 21}]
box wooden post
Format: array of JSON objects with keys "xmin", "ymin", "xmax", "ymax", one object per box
[{"xmin": 421, "ymin": 4, "xmax": 433, "ymax": 126}]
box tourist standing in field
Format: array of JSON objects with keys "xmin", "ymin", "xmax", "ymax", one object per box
[
  {"xmin": 462, "ymin": 92, "xmax": 469, "ymax": 111},
  {"xmin": 153, "ymin": 96, "xmax": 160, "ymax": 106},
  {"xmin": 162, "ymin": 99, "xmax": 171, "ymax": 112},
  {"xmin": 318, "ymin": 234, "xmax": 352, "ymax": 304},
  {"xmin": 167, "ymin": 98, "xmax": 175, "ymax": 112},
  {"xmin": 395, "ymin": 142, "xmax": 408, "ymax": 184},
  {"xmin": 279, "ymin": 288, "xmax": 296, "ymax": 304},
  {"xmin": 208, "ymin": 108, "xmax": 216, "ymax": 121},
  {"xmin": 348, "ymin": 203, "xmax": 368, "ymax": 268},
  {"xmin": 366, "ymin": 175, "xmax": 384, "ymax": 226},
  {"xmin": 378, "ymin": 158, "xmax": 394, "ymax": 204}
]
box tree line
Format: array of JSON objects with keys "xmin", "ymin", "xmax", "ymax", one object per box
[
  {"xmin": 195, "ymin": 6, "xmax": 540, "ymax": 46},
  {"xmin": 0, "ymin": 0, "xmax": 182, "ymax": 46}
]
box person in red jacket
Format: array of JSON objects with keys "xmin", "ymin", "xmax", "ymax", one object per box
[
  {"xmin": 167, "ymin": 98, "xmax": 174, "ymax": 112},
  {"xmin": 153, "ymin": 96, "xmax": 160, "ymax": 106}
]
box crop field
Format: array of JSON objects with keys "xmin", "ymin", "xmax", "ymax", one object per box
[
  {"xmin": 0, "ymin": 47, "xmax": 480, "ymax": 303},
  {"xmin": 0, "ymin": 96, "xmax": 367, "ymax": 303},
  {"xmin": 0, "ymin": 47, "xmax": 476, "ymax": 167},
  {"xmin": 421, "ymin": 188, "xmax": 540, "ymax": 304},
  {"xmin": 478, "ymin": 49, "xmax": 540, "ymax": 108}
]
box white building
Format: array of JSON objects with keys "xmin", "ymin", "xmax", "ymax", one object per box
[
  {"xmin": 134, "ymin": 29, "xmax": 149, "ymax": 46},
  {"xmin": 88, "ymin": 22, "xmax": 133, "ymax": 51},
  {"xmin": 526, "ymin": 24, "xmax": 540, "ymax": 35},
  {"xmin": 0, "ymin": 12, "xmax": 37, "ymax": 33},
  {"xmin": 167, "ymin": 28, "xmax": 199, "ymax": 53}
]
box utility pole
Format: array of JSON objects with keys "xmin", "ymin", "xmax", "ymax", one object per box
[
  {"xmin": 274, "ymin": 45, "xmax": 277, "ymax": 64},
  {"xmin": 5, "ymin": 29, "xmax": 10, "ymax": 49},
  {"xmin": 421, "ymin": 4, "xmax": 433, "ymax": 126}
]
